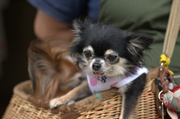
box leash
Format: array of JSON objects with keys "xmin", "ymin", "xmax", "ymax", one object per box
[
  {"xmin": 160, "ymin": 0, "xmax": 180, "ymax": 93},
  {"xmin": 160, "ymin": 0, "xmax": 180, "ymax": 69},
  {"xmin": 160, "ymin": 0, "xmax": 180, "ymax": 92},
  {"xmin": 158, "ymin": 0, "xmax": 180, "ymax": 118},
  {"xmin": 162, "ymin": 0, "xmax": 180, "ymax": 58}
]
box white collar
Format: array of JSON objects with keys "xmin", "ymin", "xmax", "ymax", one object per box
[
  {"xmin": 115, "ymin": 67, "xmax": 148, "ymax": 87},
  {"xmin": 87, "ymin": 67, "xmax": 149, "ymax": 94}
]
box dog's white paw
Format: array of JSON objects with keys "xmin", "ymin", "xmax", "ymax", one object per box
[
  {"xmin": 49, "ymin": 98, "xmax": 63, "ymax": 109},
  {"xmin": 49, "ymin": 96, "xmax": 75, "ymax": 109},
  {"xmin": 49, "ymin": 97, "xmax": 67, "ymax": 109}
]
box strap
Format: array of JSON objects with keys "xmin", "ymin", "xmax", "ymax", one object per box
[{"xmin": 163, "ymin": 0, "xmax": 180, "ymax": 58}]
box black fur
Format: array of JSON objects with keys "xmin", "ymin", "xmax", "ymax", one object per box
[{"xmin": 123, "ymin": 73, "xmax": 147, "ymax": 118}]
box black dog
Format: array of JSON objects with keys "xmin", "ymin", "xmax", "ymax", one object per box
[{"xmin": 50, "ymin": 20, "xmax": 153, "ymax": 119}]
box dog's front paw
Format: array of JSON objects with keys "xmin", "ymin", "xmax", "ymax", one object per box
[
  {"xmin": 49, "ymin": 97, "xmax": 64, "ymax": 109},
  {"xmin": 49, "ymin": 96, "xmax": 74, "ymax": 109}
]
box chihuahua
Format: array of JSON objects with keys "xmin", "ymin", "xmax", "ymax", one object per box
[
  {"xmin": 49, "ymin": 20, "xmax": 153, "ymax": 119},
  {"xmin": 28, "ymin": 37, "xmax": 84, "ymax": 107}
]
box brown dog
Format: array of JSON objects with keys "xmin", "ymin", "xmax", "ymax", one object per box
[{"xmin": 28, "ymin": 37, "xmax": 84, "ymax": 107}]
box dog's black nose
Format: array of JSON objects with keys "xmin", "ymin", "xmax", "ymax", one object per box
[{"xmin": 92, "ymin": 63, "xmax": 101, "ymax": 71}]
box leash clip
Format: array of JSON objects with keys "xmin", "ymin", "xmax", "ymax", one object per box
[{"xmin": 160, "ymin": 54, "xmax": 174, "ymax": 75}]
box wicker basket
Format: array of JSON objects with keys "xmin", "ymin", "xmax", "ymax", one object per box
[{"xmin": 3, "ymin": 77, "xmax": 161, "ymax": 119}]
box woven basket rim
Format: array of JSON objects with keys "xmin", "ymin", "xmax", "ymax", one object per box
[{"xmin": 13, "ymin": 80, "xmax": 32, "ymax": 100}]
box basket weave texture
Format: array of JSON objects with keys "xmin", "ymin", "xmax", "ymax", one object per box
[{"xmin": 3, "ymin": 78, "xmax": 161, "ymax": 119}]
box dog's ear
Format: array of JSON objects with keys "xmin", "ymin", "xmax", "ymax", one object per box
[
  {"xmin": 70, "ymin": 19, "xmax": 90, "ymax": 65},
  {"xmin": 127, "ymin": 33, "xmax": 154, "ymax": 55},
  {"xmin": 73, "ymin": 19, "xmax": 85, "ymax": 36},
  {"xmin": 71, "ymin": 19, "xmax": 93, "ymax": 55},
  {"xmin": 73, "ymin": 19, "xmax": 93, "ymax": 37},
  {"xmin": 70, "ymin": 20, "xmax": 84, "ymax": 55}
]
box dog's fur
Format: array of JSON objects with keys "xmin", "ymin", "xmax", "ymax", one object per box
[
  {"xmin": 49, "ymin": 20, "xmax": 153, "ymax": 119},
  {"xmin": 28, "ymin": 37, "xmax": 85, "ymax": 107}
]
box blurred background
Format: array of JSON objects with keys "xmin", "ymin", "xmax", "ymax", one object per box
[{"xmin": 0, "ymin": 0, "xmax": 36, "ymax": 117}]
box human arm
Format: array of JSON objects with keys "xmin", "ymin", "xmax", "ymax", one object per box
[{"xmin": 34, "ymin": 10, "xmax": 73, "ymax": 42}]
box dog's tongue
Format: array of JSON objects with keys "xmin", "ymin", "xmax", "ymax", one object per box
[{"xmin": 95, "ymin": 72, "xmax": 101, "ymax": 77}]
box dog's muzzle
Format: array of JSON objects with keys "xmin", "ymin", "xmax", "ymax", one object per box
[{"xmin": 92, "ymin": 62, "xmax": 101, "ymax": 71}]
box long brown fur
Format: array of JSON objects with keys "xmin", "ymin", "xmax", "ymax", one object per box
[{"xmin": 28, "ymin": 37, "xmax": 82, "ymax": 107}]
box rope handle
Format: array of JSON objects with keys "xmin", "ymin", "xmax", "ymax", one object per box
[{"xmin": 162, "ymin": 0, "xmax": 180, "ymax": 59}]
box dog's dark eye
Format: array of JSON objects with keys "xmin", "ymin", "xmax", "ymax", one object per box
[
  {"xmin": 83, "ymin": 50, "xmax": 92, "ymax": 58},
  {"xmin": 106, "ymin": 54, "xmax": 118, "ymax": 63}
]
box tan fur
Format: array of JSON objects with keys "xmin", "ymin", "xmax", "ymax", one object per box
[{"xmin": 28, "ymin": 38, "xmax": 82, "ymax": 106}]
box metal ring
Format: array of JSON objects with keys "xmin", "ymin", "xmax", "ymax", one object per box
[
  {"xmin": 158, "ymin": 90, "xmax": 163, "ymax": 101},
  {"xmin": 158, "ymin": 90, "xmax": 171, "ymax": 101}
]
